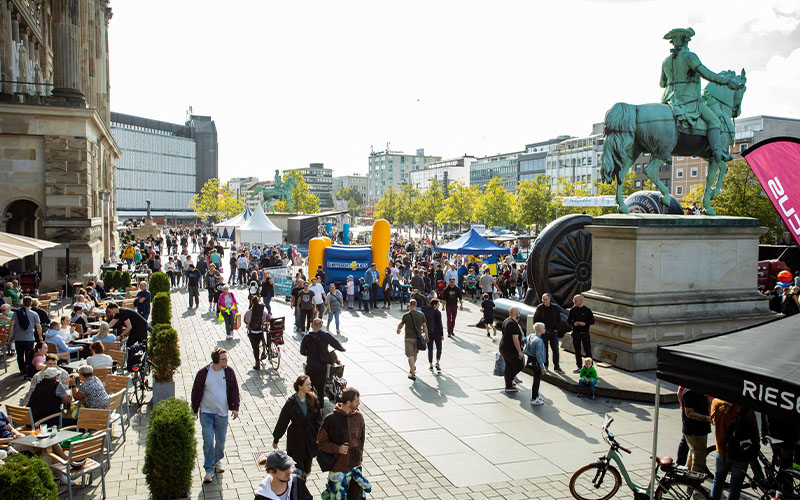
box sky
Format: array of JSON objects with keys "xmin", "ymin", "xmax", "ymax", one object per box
[{"xmin": 107, "ymin": 0, "xmax": 800, "ymax": 183}]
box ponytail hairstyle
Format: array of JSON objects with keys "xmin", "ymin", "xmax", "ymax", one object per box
[{"xmin": 293, "ymin": 375, "xmax": 318, "ymax": 413}]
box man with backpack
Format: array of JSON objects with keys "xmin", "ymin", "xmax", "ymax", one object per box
[
  {"xmin": 299, "ymin": 319, "xmax": 345, "ymax": 411},
  {"xmin": 710, "ymin": 398, "xmax": 759, "ymax": 500}
]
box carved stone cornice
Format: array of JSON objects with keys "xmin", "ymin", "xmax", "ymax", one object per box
[{"xmin": 10, "ymin": 0, "xmax": 44, "ymax": 46}]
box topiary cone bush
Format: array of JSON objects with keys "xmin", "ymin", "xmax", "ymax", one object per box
[
  {"xmin": 0, "ymin": 453, "xmax": 58, "ymax": 500},
  {"xmin": 103, "ymin": 269, "xmax": 117, "ymax": 290},
  {"xmin": 151, "ymin": 292, "xmax": 172, "ymax": 327},
  {"xmin": 149, "ymin": 272, "xmax": 170, "ymax": 296},
  {"xmin": 143, "ymin": 398, "xmax": 196, "ymax": 500},
  {"xmin": 111, "ymin": 270, "xmax": 123, "ymax": 291},
  {"xmin": 149, "ymin": 324, "xmax": 181, "ymax": 383},
  {"xmin": 120, "ymin": 270, "xmax": 132, "ymax": 289}
]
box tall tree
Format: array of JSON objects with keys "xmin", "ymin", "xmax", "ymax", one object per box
[
  {"xmin": 336, "ymin": 187, "xmax": 363, "ymax": 218},
  {"xmin": 514, "ymin": 175, "xmax": 555, "ymax": 232},
  {"xmin": 710, "ymin": 161, "xmax": 785, "ymax": 242},
  {"xmin": 284, "ymin": 170, "xmax": 320, "ymax": 214},
  {"xmin": 397, "ymin": 183, "xmax": 420, "ymax": 231},
  {"xmin": 474, "ymin": 177, "xmax": 515, "ymax": 228},
  {"xmin": 552, "ymin": 177, "xmax": 593, "ymax": 217},
  {"xmin": 189, "ymin": 178, "xmax": 242, "ymax": 222},
  {"xmin": 414, "ymin": 178, "xmax": 445, "ymax": 235},
  {"xmin": 374, "ymin": 188, "xmax": 400, "ymax": 225},
  {"xmin": 439, "ymin": 181, "xmax": 478, "ymax": 231}
]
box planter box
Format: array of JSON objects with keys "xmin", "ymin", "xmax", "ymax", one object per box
[{"xmin": 152, "ymin": 380, "xmax": 175, "ymax": 406}]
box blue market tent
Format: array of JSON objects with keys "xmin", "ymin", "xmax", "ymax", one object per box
[{"xmin": 435, "ymin": 229, "xmax": 511, "ymax": 256}]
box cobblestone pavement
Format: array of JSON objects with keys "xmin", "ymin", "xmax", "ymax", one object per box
[{"xmin": 1, "ymin": 282, "xmax": 698, "ymax": 499}]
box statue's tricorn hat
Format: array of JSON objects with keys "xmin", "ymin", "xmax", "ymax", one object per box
[{"xmin": 664, "ymin": 27, "xmax": 695, "ymax": 41}]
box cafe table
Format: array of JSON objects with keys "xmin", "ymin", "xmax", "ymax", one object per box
[
  {"xmin": 13, "ymin": 429, "xmax": 82, "ymax": 452},
  {"xmin": 63, "ymin": 360, "xmax": 86, "ymax": 372}
]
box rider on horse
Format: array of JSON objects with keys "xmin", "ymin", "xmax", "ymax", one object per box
[{"xmin": 659, "ymin": 27, "xmax": 741, "ymax": 163}]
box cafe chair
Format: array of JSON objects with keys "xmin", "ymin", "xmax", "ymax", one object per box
[
  {"xmin": 107, "ymin": 390, "xmax": 126, "ymax": 443},
  {"xmin": 104, "ymin": 375, "xmax": 131, "ymax": 426},
  {"xmin": 92, "ymin": 367, "xmax": 111, "ymax": 381},
  {"xmin": 61, "ymin": 407, "xmax": 112, "ymax": 465},
  {"xmin": 5, "ymin": 403, "xmax": 63, "ymax": 433},
  {"xmin": 45, "ymin": 431, "xmax": 108, "ymax": 500},
  {"xmin": 107, "ymin": 349, "xmax": 125, "ymax": 373}
]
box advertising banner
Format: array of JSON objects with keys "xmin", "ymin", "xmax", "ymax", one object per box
[{"xmin": 742, "ymin": 137, "xmax": 800, "ymax": 246}]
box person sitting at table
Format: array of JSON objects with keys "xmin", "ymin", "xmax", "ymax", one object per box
[
  {"xmin": 70, "ymin": 305, "xmax": 88, "ymax": 336},
  {"xmin": 89, "ymin": 321, "xmax": 116, "ymax": 343},
  {"xmin": 44, "ymin": 321, "xmax": 84, "ymax": 361},
  {"xmin": 30, "ymin": 298, "xmax": 50, "ymax": 326},
  {"xmin": 94, "ymin": 279, "xmax": 108, "ymax": 300},
  {"xmin": 29, "ymin": 366, "xmax": 74, "ymax": 427},
  {"xmin": 57, "ymin": 315, "xmax": 80, "ymax": 343},
  {"xmin": 3, "ymin": 281, "xmax": 20, "ymax": 307},
  {"xmin": 27, "ymin": 341, "xmax": 49, "ymax": 378},
  {"xmin": 0, "ymin": 409, "xmax": 24, "ymax": 454},
  {"xmin": 85, "ymin": 285, "xmax": 99, "ymax": 307},
  {"xmin": 68, "ymin": 365, "xmax": 109, "ymax": 410},
  {"xmin": 86, "ymin": 341, "xmax": 113, "ymax": 369},
  {"xmin": 72, "ymin": 293, "xmax": 93, "ymax": 315},
  {"xmin": 106, "ymin": 302, "xmax": 148, "ymax": 348},
  {"xmin": 21, "ymin": 354, "xmax": 69, "ymax": 405}
]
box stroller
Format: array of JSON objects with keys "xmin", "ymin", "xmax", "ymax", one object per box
[{"xmin": 324, "ymin": 350, "xmax": 347, "ymax": 404}]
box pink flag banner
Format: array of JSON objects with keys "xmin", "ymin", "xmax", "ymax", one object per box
[{"xmin": 742, "ymin": 137, "xmax": 800, "ymax": 246}]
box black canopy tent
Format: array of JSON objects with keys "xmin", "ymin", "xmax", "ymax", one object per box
[{"xmin": 656, "ymin": 315, "xmax": 800, "ymax": 424}]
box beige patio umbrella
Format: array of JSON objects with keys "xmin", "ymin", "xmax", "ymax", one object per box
[{"xmin": 0, "ymin": 232, "xmax": 60, "ymax": 265}]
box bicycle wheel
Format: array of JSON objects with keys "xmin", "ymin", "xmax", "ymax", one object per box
[
  {"xmin": 654, "ymin": 478, "xmax": 711, "ymax": 500},
  {"xmin": 268, "ymin": 341, "xmax": 281, "ymax": 370},
  {"xmin": 132, "ymin": 373, "xmax": 144, "ymax": 406},
  {"xmin": 570, "ymin": 463, "xmax": 622, "ymax": 500}
]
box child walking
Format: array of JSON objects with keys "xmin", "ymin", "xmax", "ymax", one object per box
[
  {"xmin": 480, "ymin": 292, "xmax": 496, "ymax": 337},
  {"xmin": 346, "ymin": 275, "xmax": 355, "ymax": 310},
  {"xmin": 577, "ymin": 357, "xmax": 598, "ymax": 399}
]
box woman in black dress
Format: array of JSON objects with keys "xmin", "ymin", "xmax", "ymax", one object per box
[{"xmin": 272, "ymin": 375, "xmax": 322, "ymax": 478}]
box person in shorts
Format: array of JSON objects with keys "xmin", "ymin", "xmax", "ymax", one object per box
[
  {"xmin": 481, "ymin": 293, "xmax": 496, "ymax": 337},
  {"xmin": 396, "ymin": 299, "xmax": 428, "ymax": 381}
]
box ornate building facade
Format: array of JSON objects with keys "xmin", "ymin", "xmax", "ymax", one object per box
[{"xmin": 0, "ymin": 0, "xmax": 119, "ymax": 289}]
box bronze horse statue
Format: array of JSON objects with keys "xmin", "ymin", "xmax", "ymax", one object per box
[{"xmin": 601, "ymin": 69, "xmax": 746, "ymax": 215}]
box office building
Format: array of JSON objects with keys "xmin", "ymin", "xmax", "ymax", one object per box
[
  {"xmin": 228, "ymin": 177, "xmax": 262, "ymax": 212},
  {"xmin": 518, "ymin": 137, "xmax": 571, "ymax": 182},
  {"xmin": 333, "ymin": 174, "xmax": 368, "ymax": 202},
  {"xmin": 368, "ymin": 148, "xmax": 442, "ymax": 201},
  {"xmin": 284, "ymin": 163, "xmax": 334, "ymax": 209},
  {"xmin": 470, "ymin": 152, "xmax": 523, "ymax": 192},
  {"xmin": 410, "ymin": 156, "xmax": 475, "ymax": 193},
  {"xmin": 545, "ymin": 132, "xmax": 605, "ymax": 194}
]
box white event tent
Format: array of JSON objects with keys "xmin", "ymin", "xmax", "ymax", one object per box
[
  {"xmin": 214, "ymin": 207, "xmax": 252, "ymax": 240},
  {"xmin": 236, "ymin": 204, "xmax": 282, "ymax": 245}
]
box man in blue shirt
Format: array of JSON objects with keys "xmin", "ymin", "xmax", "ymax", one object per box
[
  {"xmin": 135, "ymin": 281, "xmax": 152, "ymax": 321},
  {"xmin": 364, "ymin": 263, "xmax": 380, "ymax": 310},
  {"xmin": 44, "ymin": 320, "xmax": 83, "ymax": 360}
]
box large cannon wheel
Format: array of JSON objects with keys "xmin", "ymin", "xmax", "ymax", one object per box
[{"xmin": 526, "ymin": 214, "xmax": 593, "ymax": 309}]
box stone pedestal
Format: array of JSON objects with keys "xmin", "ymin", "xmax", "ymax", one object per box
[
  {"xmin": 574, "ymin": 214, "xmax": 775, "ymax": 371},
  {"xmin": 131, "ymin": 218, "xmax": 159, "ymax": 239}
]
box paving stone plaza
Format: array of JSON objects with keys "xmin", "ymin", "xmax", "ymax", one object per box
[{"xmin": 2, "ymin": 266, "xmax": 688, "ymax": 499}]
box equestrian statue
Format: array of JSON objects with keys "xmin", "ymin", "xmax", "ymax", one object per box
[{"xmin": 601, "ymin": 27, "xmax": 746, "ymax": 215}]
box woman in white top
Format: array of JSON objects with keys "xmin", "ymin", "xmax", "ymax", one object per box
[
  {"xmin": 58, "ymin": 315, "xmax": 80, "ymax": 342},
  {"xmin": 90, "ymin": 321, "xmax": 117, "ymax": 343},
  {"xmin": 86, "ymin": 341, "xmax": 113, "ymax": 369}
]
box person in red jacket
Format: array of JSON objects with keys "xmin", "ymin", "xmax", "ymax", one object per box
[{"xmin": 191, "ymin": 348, "xmax": 240, "ymax": 484}]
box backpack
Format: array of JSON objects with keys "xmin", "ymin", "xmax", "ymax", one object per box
[
  {"xmin": 248, "ymin": 303, "xmax": 265, "ymax": 332},
  {"xmin": 725, "ymin": 409, "xmax": 759, "ymax": 462},
  {"xmin": 248, "ymin": 280, "xmax": 260, "ymax": 296}
]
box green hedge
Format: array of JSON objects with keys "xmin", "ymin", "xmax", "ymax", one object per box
[
  {"xmin": 0, "ymin": 453, "xmax": 58, "ymax": 500},
  {"xmin": 151, "ymin": 292, "xmax": 172, "ymax": 327},
  {"xmin": 143, "ymin": 398, "xmax": 196, "ymax": 500},
  {"xmin": 149, "ymin": 272, "xmax": 170, "ymax": 296},
  {"xmin": 103, "ymin": 269, "xmax": 116, "ymax": 289},
  {"xmin": 149, "ymin": 324, "xmax": 181, "ymax": 383},
  {"xmin": 120, "ymin": 270, "xmax": 132, "ymax": 289}
]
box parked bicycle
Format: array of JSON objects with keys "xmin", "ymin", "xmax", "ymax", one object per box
[
  {"xmin": 127, "ymin": 342, "xmax": 152, "ymax": 406},
  {"xmin": 570, "ymin": 414, "xmax": 711, "ymax": 500}
]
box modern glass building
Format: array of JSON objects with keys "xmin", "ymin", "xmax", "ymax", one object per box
[
  {"xmin": 110, "ymin": 112, "xmax": 207, "ymax": 220},
  {"xmin": 469, "ymin": 152, "xmax": 522, "ymax": 192}
]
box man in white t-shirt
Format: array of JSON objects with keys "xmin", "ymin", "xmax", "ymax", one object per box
[{"xmin": 309, "ymin": 277, "xmax": 326, "ymax": 319}]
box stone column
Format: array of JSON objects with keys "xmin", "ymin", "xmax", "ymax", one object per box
[{"xmin": 50, "ymin": 0, "xmax": 84, "ymax": 105}]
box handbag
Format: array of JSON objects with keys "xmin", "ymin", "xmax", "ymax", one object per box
[
  {"xmin": 493, "ymin": 352, "xmax": 506, "ymax": 376},
  {"xmin": 234, "ymin": 312, "xmax": 242, "ymax": 330}
]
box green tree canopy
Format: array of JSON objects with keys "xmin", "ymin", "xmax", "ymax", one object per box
[
  {"xmin": 474, "ymin": 177, "xmax": 515, "ymax": 228},
  {"xmin": 374, "ymin": 187, "xmax": 400, "ymax": 224},
  {"xmin": 336, "ymin": 187, "xmax": 363, "ymax": 218},
  {"xmin": 414, "ymin": 178, "xmax": 445, "ymax": 226},
  {"xmin": 189, "ymin": 178, "xmax": 243, "ymax": 222},
  {"xmin": 284, "ymin": 170, "xmax": 320, "ymax": 214},
  {"xmin": 397, "ymin": 183, "xmax": 421, "ymax": 227},
  {"xmin": 439, "ymin": 181, "xmax": 478, "ymax": 230},
  {"xmin": 514, "ymin": 174, "xmax": 555, "ymax": 231}
]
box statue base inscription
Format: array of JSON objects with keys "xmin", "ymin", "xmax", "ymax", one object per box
[
  {"xmin": 566, "ymin": 214, "xmax": 774, "ymax": 371},
  {"xmin": 130, "ymin": 218, "xmax": 159, "ymax": 239}
]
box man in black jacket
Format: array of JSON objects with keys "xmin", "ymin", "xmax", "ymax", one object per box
[
  {"xmin": 567, "ymin": 294, "xmax": 595, "ymax": 372},
  {"xmin": 532, "ymin": 293, "xmax": 564, "ymax": 373},
  {"xmin": 299, "ymin": 319, "xmax": 345, "ymax": 410}
]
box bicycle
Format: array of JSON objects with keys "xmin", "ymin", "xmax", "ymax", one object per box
[
  {"xmin": 260, "ymin": 317, "xmax": 285, "ymax": 371},
  {"xmin": 706, "ymin": 437, "xmax": 800, "ymax": 500},
  {"xmin": 570, "ymin": 414, "xmax": 711, "ymax": 500},
  {"xmin": 127, "ymin": 343, "xmax": 152, "ymax": 406}
]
